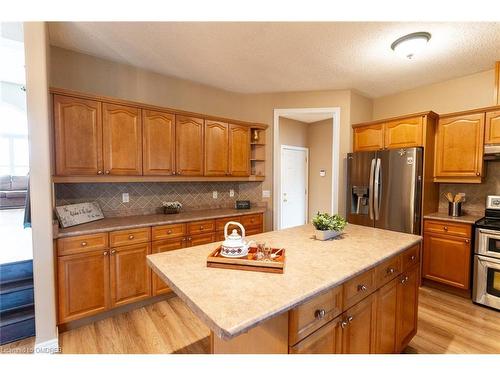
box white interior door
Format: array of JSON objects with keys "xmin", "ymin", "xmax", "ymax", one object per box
[{"xmin": 281, "ymin": 146, "xmax": 308, "ymax": 229}]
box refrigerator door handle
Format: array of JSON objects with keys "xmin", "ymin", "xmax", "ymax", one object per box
[
  {"xmin": 374, "ymin": 158, "xmax": 381, "ymax": 220},
  {"xmin": 368, "ymin": 158, "xmax": 376, "ymax": 220}
]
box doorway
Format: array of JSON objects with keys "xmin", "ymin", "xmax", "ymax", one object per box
[
  {"xmin": 273, "ymin": 107, "xmax": 340, "ymax": 230},
  {"xmin": 280, "ymin": 145, "xmax": 309, "ymax": 229}
]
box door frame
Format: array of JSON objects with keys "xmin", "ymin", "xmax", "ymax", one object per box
[
  {"xmin": 280, "ymin": 145, "xmax": 309, "ymax": 229},
  {"xmin": 273, "ymin": 107, "xmax": 341, "ymax": 230}
]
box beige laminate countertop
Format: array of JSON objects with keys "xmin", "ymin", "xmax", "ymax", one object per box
[
  {"xmin": 147, "ymin": 223, "xmax": 422, "ymax": 340},
  {"xmin": 54, "ymin": 207, "xmax": 266, "ymax": 239},
  {"xmin": 423, "ymin": 211, "xmax": 482, "ymax": 225}
]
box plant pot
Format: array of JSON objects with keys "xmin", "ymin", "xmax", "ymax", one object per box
[
  {"xmin": 314, "ymin": 229, "xmax": 342, "ymax": 241},
  {"xmin": 163, "ymin": 207, "xmax": 181, "ymax": 215}
]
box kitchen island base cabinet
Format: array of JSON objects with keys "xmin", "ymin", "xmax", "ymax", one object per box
[
  {"xmin": 375, "ymin": 278, "xmax": 398, "ymax": 354},
  {"xmin": 341, "ymin": 293, "xmax": 377, "ymax": 354},
  {"xmin": 289, "ymin": 317, "xmax": 342, "ymax": 354},
  {"xmin": 396, "ymin": 265, "xmax": 419, "ymax": 351}
]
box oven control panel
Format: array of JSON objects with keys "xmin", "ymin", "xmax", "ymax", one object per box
[{"xmin": 486, "ymin": 195, "xmax": 500, "ymax": 210}]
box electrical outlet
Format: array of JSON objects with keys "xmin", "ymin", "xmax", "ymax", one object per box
[
  {"xmin": 229, "ymin": 189, "xmax": 235, "ymax": 197},
  {"xmin": 457, "ymin": 193, "xmax": 466, "ymax": 202},
  {"xmin": 122, "ymin": 193, "xmax": 129, "ymax": 203},
  {"xmin": 212, "ymin": 191, "xmax": 218, "ymax": 199},
  {"xmin": 262, "ymin": 190, "xmax": 271, "ymax": 198}
]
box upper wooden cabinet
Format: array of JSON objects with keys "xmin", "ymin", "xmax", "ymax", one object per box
[
  {"xmin": 229, "ymin": 124, "xmax": 250, "ymax": 176},
  {"xmin": 485, "ymin": 110, "xmax": 500, "ymax": 144},
  {"xmin": 175, "ymin": 116, "xmax": 204, "ymax": 176},
  {"xmin": 54, "ymin": 95, "xmax": 103, "ymax": 176},
  {"xmin": 434, "ymin": 112, "xmax": 485, "ymax": 183},
  {"xmin": 384, "ymin": 116, "xmax": 423, "ymax": 149},
  {"xmin": 142, "ymin": 110, "xmax": 175, "ymax": 175},
  {"xmin": 205, "ymin": 120, "xmax": 229, "ymax": 176},
  {"xmin": 103, "ymin": 103, "xmax": 143, "ymax": 175},
  {"xmin": 353, "ymin": 124, "xmax": 384, "ymax": 152}
]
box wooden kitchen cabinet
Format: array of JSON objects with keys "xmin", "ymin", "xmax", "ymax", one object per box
[
  {"xmin": 229, "ymin": 124, "xmax": 250, "ymax": 176},
  {"xmin": 396, "ymin": 265, "xmax": 419, "ymax": 351},
  {"xmin": 485, "ymin": 110, "xmax": 500, "ymax": 144},
  {"xmin": 110, "ymin": 242, "xmax": 151, "ymax": 307},
  {"xmin": 375, "ymin": 278, "xmax": 398, "ymax": 353},
  {"xmin": 205, "ymin": 120, "xmax": 229, "ymax": 176},
  {"xmin": 57, "ymin": 249, "xmax": 110, "ymax": 323},
  {"xmin": 175, "ymin": 115, "xmax": 204, "ymax": 176},
  {"xmin": 341, "ymin": 293, "xmax": 377, "ymax": 354},
  {"xmin": 142, "ymin": 110, "xmax": 175, "ymax": 175},
  {"xmin": 384, "ymin": 116, "xmax": 423, "ymax": 149},
  {"xmin": 289, "ymin": 316, "xmax": 342, "ymax": 354},
  {"xmin": 353, "ymin": 124, "xmax": 384, "ymax": 152},
  {"xmin": 54, "ymin": 95, "xmax": 103, "ymax": 176},
  {"xmin": 151, "ymin": 238, "xmax": 185, "ymax": 295},
  {"xmin": 434, "ymin": 112, "xmax": 485, "ymax": 182},
  {"xmin": 103, "ymin": 103, "xmax": 143, "ymax": 175},
  {"xmin": 187, "ymin": 233, "xmax": 216, "ymax": 247}
]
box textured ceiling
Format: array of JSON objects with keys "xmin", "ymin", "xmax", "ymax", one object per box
[{"xmin": 48, "ymin": 22, "xmax": 500, "ymax": 98}]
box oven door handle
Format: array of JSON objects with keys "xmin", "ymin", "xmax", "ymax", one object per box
[{"xmin": 477, "ymin": 254, "xmax": 500, "ymax": 265}]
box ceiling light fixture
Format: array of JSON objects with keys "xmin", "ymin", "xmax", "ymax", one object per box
[{"xmin": 391, "ymin": 32, "xmax": 431, "ymax": 60}]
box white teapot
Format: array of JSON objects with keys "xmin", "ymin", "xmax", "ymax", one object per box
[{"xmin": 221, "ymin": 221, "xmax": 256, "ymax": 258}]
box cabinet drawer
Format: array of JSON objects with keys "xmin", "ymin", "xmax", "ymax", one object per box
[
  {"xmin": 375, "ymin": 255, "xmax": 402, "ymax": 288},
  {"xmin": 187, "ymin": 233, "xmax": 216, "ymax": 247},
  {"xmin": 152, "ymin": 223, "xmax": 186, "ymax": 241},
  {"xmin": 240, "ymin": 213, "xmax": 263, "ymax": 228},
  {"xmin": 401, "ymin": 244, "xmax": 421, "ymax": 271},
  {"xmin": 289, "ymin": 316, "xmax": 342, "ymax": 354},
  {"xmin": 343, "ymin": 268, "xmax": 375, "ymax": 310},
  {"xmin": 215, "ymin": 216, "xmax": 242, "ymax": 231},
  {"xmin": 187, "ymin": 220, "xmax": 215, "ymax": 235},
  {"xmin": 424, "ymin": 220, "xmax": 471, "ymax": 238},
  {"xmin": 57, "ymin": 233, "xmax": 108, "ymax": 256},
  {"xmin": 289, "ymin": 285, "xmax": 343, "ymax": 345},
  {"xmin": 109, "ymin": 227, "xmax": 151, "ymax": 247}
]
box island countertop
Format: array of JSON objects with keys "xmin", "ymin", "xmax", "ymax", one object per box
[{"xmin": 147, "ymin": 223, "xmax": 421, "ymax": 340}]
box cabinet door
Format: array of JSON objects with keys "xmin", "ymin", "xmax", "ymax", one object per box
[
  {"xmin": 384, "ymin": 116, "xmax": 423, "ymax": 149},
  {"xmin": 341, "ymin": 293, "xmax": 377, "ymax": 354},
  {"xmin": 485, "ymin": 110, "xmax": 500, "ymax": 144},
  {"xmin": 422, "ymin": 232, "xmax": 471, "ymax": 289},
  {"xmin": 151, "ymin": 238, "xmax": 185, "ymax": 295},
  {"xmin": 54, "ymin": 95, "xmax": 103, "ymax": 176},
  {"xmin": 187, "ymin": 233, "xmax": 216, "ymax": 247},
  {"xmin": 110, "ymin": 243, "xmax": 151, "ymax": 307},
  {"xmin": 396, "ymin": 266, "xmax": 419, "ymax": 352},
  {"xmin": 229, "ymin": 124, "xmax": 250, "ymax": 176},
  {"xmin": 289, "ymin": 316, "xmax": 342, "ymax": 354},
  {"xmin": 205, "ymin": 120, "xmax": 229, "ymax": 176},
  {"xmin": 142, "ymin": 110, "xmax": 175, "ymax": 175},
  {"xmin": 375, "ymin": 278, "xmax": 398, "ymax": 353},
  {"xmin": 57, "ymin": 250, "xmax": 110, "ymax": 323},
  {"xmin": 434, "ymin": 113, "xmax": 485, "ymax": 180},
  {"xmin": 353, "ymin": 124, "xmax": 384, "ymax": 152},
  {"xmin": 103, "ymin": 103, "xmax": 142, "ymax": 175},
  {"xmin": 175, "ymin": 115, "xmax": 204, "ymax": 176}
]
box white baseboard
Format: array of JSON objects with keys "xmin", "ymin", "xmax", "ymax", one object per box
[{"xmin": 34, "ymin": 338, "xmax": 60, "ymax": 354}]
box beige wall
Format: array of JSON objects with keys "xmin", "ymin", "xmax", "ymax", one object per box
[
  {"xmin": 308, "ymin": 118, "xmax": 333, "ymax": 219},
  {"xmin": 49, "ymin": 47, "xmax": 362, "ymax": 226},
  {"xmin": 373, "ymin": 69, "xmax": 495, "ymax": 120},
  {"xmin": 279, "ymin": 117, "xmax": 308, "ymax": 148},
  {"xmin": 25, "ymin": 22, "xmax": 58, "ymax": 347}
]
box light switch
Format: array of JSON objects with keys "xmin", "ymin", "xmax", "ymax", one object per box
[
  {"xmin": 320, "ymin": 169, "xmax": 326, "ymax": 177},
  {"xmin": 262, "ymin": 190, "xmax": 271, "ymax": 198},
  {"xmin": 122, "ymin": 193, "xmax": 129, "ymax": 203},
  {"xmin": 229, "ymin": 189, "xmax": 235, "ymax": 197}
]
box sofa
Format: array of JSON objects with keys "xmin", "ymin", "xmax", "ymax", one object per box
[{"xmin": 0, "ymin": 175, "xmax": 28, "ymax": 209}]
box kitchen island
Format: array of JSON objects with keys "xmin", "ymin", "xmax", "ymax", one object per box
[{"xmin": 147, "ymin": 223, "xmax": 422, "ymax": 354}]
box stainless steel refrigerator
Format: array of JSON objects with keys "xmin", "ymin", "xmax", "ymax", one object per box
[{"xmin": 346, "ymin": 147, "xmax": 423, "ymax": 234}]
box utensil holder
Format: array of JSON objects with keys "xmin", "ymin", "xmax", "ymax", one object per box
[{"xmin": 448, "ymin": 202, "xmax": 462, "ymax": 217}]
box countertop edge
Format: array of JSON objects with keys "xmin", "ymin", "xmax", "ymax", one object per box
[
  {"xmin": 147, "ymin": 236, "xmax": 422, "ymax": 340},
  {"xmin": 423, "ymin": 211, "xmax": 481, "ymax": 225}
]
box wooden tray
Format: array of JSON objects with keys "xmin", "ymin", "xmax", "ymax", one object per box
[{"xmin": 207, "ymin": 246, "xmax": 285, "ymax": 274}]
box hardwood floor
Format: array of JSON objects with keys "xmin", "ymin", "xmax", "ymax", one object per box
[{"xmin": 1, "ymin": 287, "xmax": 499, "ymax": 354}]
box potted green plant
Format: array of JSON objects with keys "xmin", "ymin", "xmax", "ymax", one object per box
[
  {"xmin": 162, "ymin": 201, "xmax": 182, "ymax": 215},
  {"xmin": 312, "ymin": 212, "xmax": 347, "ymax": 240}
]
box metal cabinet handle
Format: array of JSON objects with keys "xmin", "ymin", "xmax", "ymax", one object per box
[
  {"xmin": 172, "ymin": 171, "xmax": 176, "ymax": 175},
  {"xmin": 410, "ymin": 255, "xmax": 416, "ymax": 261},
  {"xmin": 443, "ymin": 226, "xmax": 448, "ymax": 231},
  {"xmin": 177, "ymin": 171, "xmax": 182, "ymax": 175},
  {"xmin": 111, "ymin": 249, "xmax": 116, "ymax": 254},
  {"xmin": 314, "ymin": 309, "xmax": 326, "ymax": 320},
  {"xmin": 401, "ymin": 275, "xmax": 409, "ymax": 284},
  {"xmin": 97, "ymin": 170, "xmax": 103, "ymax": 175},
  {"xmin": 81, "ymin": 241, "xmax": 87, "ymax": 247},
  {"xmin": 465, "ymin": 239, "xmax": 470, "ymax": 244},
  {"xmin": 476, "ymin": 172, "xmax": 480, "ymax": 176},
  {"xmin": 347, "ymin": 316, "xmax": 353, "ymax": 323},
  {"xmin": 357, "ymin": 284, "xmax": 368, "ymax": 292},
  {"xmin": 105, "ymin": 170, "xmax": 110, "ymax": 175},
  {"xmin": 188, "ymin": 237, "xmax": 192, "ymax": 241},
  {"xmin": 341, "ymin": 320, "xmax": 348, "ymax": 329},
  {"xmin": 167, "ymin": 230, "xmax": 172, "ymax": 234},
  {"xmin": 387, "ymin": 267, "xmax": 395, "ymax": 275},
  {"xmin": 128, "ymin": 235, "xmax": 134, "ymax": 240},
  {"xmin": 103, "ymin": 251, "xmax": 108, "ymax": 256},
  {"xmin": 200, "ymin": 226, "xmax": 204, "ymax": 230}
]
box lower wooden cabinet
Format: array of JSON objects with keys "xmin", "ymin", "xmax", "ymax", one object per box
[
  {"xmin": 375, "ymin": 278, "xmax": 398, "ymax": 353},
  {"xmin": 151, "ymin": 238, "xmax": 185, "ymax": 295},
  {"xmin": 57, "ymin": 249, "xmax": 110, "ymax": 324},
  {"xmin": 289, "ymin": 316, "xmax": 342, "ymax": 354},
  {"xmin": 110, "ymin": 243, "xmax": 151, "ymax": 307},
  {"xmin": 396, "ymin": 265, "xmax": 419, "ymax": 351},
  {"xmin": 341, "ymin": 293, "xmax": 377, "ymax": 354}
]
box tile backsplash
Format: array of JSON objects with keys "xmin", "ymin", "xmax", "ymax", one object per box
[
  {"xmin": 55, "ymin": 181, "xmax": 264, "ymax": 217},
  {"xmin": 439, "ymin": 162, "xmax": 500, "ymax": 214}
]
